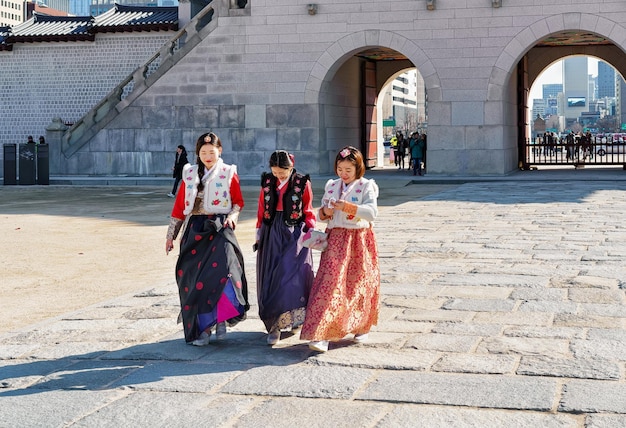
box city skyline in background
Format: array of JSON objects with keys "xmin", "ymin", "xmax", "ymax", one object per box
[{"xmin": 530, "ymin": 57, "xmax": 599, "ymax": 106}]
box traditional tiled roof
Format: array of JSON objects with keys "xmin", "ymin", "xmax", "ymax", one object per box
[
  {"xmin": 10, "ymin": 14, "xmax": 94, "ymax": 42},
  {"xmin": 94, "ymin": 4, "xmax": 178, "ymax": 33},
  {"xmin": 0, "ymin": 3, "xmax": 177, "ymax": 51}
]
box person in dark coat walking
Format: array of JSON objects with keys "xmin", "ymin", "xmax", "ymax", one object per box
[{"xmin": 168, "ymin": 145, "xmax": 188, "ymax": 198}]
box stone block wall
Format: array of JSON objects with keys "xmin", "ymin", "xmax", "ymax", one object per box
[{"xmin": 0, "ymin": 32, "xmax": 174, "ymax": 174}]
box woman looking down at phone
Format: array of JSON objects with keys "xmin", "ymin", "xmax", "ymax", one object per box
[{"xmin": 300, "ymin": 146, "xmax": 380, "ymax": 352}]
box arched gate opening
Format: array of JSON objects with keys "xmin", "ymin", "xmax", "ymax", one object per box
[{"xmin": 518, "ymin": 31, "xmax": 626, "ymax": 170}]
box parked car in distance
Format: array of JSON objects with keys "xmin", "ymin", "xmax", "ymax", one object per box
[{"xmin": 596, "ymin": 141, "xmax": 626, "ymax": 156}]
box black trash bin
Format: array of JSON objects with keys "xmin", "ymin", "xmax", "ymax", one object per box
[
  {"xmin": 37, "ymin": 143, "xmax": 49, "ymax": 185},
  {"xmin": 3, "ymin": 143, "xmax": 17, "ymax": 185},
  {"xmin": 18, "ymin": 142, "xmax": 36, "ymax": 185}
]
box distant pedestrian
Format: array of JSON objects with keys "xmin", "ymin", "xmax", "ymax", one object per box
[
  {"xmin": 26, "ymin": 136, "xmax": 35, "ymax": 144},
  {"xmin": 396, "ymin": 131, "xmax": 406, "ymax": 169},
  {"xmin": 38, "ymin": 136, "xmax": 45, "ymax": 145},
  {"xmin": 168, "ymin": 145, "xmax": 188, "ymax": 198},
  {"xmin": 409, "ymin": 132, "xmax": 425, "ymax": 176},
  {"xmin": 390, "ymin": 134, "xmax": 398, "ymax": 166}
]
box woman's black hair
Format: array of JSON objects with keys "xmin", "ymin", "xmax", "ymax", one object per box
[
  {"xmin": 195, "ymin": 132, "xmax": 222, "ymax": 191},
  {"xmin": 177, "ymin": 144, "xmax": 187, "ymax": 155},
  {"xmin": 269, "ymin": 150, "xmax": 294, "ymax": 169}
]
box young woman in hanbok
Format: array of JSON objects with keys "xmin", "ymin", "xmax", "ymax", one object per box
[
  {"xmin": 165, "ymin": 132, "xmax": 249, "ymax": 346},
  {"xmin": 301, "ymin": 146, "xmax": 380, "ymax": 352},
  {"xmin": 255, "ymin": 150, "xmax": 315, "ymax": 345}
]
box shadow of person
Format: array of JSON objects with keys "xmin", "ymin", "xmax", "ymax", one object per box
[{"xmin": 0, "ymin": 333, "xmax": 313, "ymax": 397}]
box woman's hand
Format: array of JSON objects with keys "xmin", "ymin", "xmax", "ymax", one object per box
[
  {"xmin": 320, "ymin": 205, "xmax": 334, "ymax": 220},
  {"xmin": 332, "ymin": 200, "xmax": 346, "ymax": 212},
  {"xmin": 166, "ymin": 239, "xmax": 174, "ymax": 255},
  {"xmin": 224, "ymin": 218, "xmax": 236, "ymax": 229}
]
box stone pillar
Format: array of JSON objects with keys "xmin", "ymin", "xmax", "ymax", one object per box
[
  {"xmin": 178, "ymin": 0, "xmax": 191, "ymax": 28},
  {"xmin": 45, "ymin": 118, "xmax": 68, "ymax": 175}
]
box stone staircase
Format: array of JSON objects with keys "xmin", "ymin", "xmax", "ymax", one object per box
[{"xmin": 61, "ymin": 1, "xmax": 248, "ymax": 157}]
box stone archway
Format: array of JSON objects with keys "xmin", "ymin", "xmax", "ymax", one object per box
[
  {"xmin": 303, "ymin": 30, "xmax": 440, "ymax": 172},
  {"xmin": 487, "ymin": 13, "xmax": 626, "ymax": 171},
  {"xmin": 305, "ymin": 30, "xmax": 441, "ymax": 104},
  {"xmin": 489, "ymin": 13, "xmax": 626, "ymax": 104}
]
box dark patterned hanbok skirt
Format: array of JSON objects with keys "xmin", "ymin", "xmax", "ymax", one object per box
[
  {"xmin": 256, "ymin": 217, "xmax": 313, "ymax": 333},
  {"xmin": 176, "ymin": 214, "xmax": 249, "ymax": 343}
]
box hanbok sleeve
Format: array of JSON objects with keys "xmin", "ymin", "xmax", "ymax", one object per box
[
  {"xmin": 230, "ymin": 173, "xmax": 244, "ymax": 209},
  {"xmin": 302, "ymin": 180, "xmax": 316, "ymax": 230},
  {"xmin": 256, "ymin": 187, "xmax": 265, "ymax": 229},
  {"xmin": 316, "ymin": 179, "xmax": 335, "ymax": 223},
  {"xmin": 354, "ymin": 179, "xmax": 378, "ymax": 222},
  {"xmin": 170, "ymin": 184, "xmax": 186, "ymax": 220}
]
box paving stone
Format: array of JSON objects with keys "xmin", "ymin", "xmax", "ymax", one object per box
[
  {"xmin": 0, "ymin": 389, "xmax": 123, "ymax": 427},
  {"xmin": 509, "ymin": 288, "xmax": 568, "ymax": 301},
  {"xmin": 579, "ymin": 303, "xmax": 626, "ymax": 317},
  {"xmin": 222, "ymin": 365, "xmax": 373, "ymax": 399},
  {"xmin": 432, "ymin": 353, "xmax": 518, "ymax": 375},
  {"xmin": 474, "ymin": 264, "xmax": 572, "ymax": 278},
  {"xmin": 438, "ymin": 285, "xmax": 514, "ymax": 299},
  {"xmin": 0, "ymin": 343, "xmax": 40, "ymax": 360},
  {"xmin": 193, "ymin": 341, "xmax": 316, "ymax": 366},
  {"xmin": 382, "ymin": 296, "xmax": 447, "ymax": 310},
  {"xmin": 518, "ymin": 300, "xmax": 579, "ymax": 314},
  {"xmin": 443, "ymin": 298, "xmax": 517, "ymax": 312},
  {"xmin": 568, "ymin": 288, "xmax": 625, "ymax": 304},
  {"xmin": 571, "ymin": 339, "xmax": 626, "ymax": 362},
  {"xmin": 431, "ymin": 322, "xmax": 503, "ymax": 337},
  {"xmin": 517, "ymin": 355, "xmax": 621, "ymax": 380},
  {"xmin": 431, "ymin": 273, "xmax": 547, "ymax": 288},
  {"xmin": 476, "ymin": 337, "xmax": 571, "ymax": 358},
  {"xmin": 560, "ymin": 379, "xmax": 626, "ymax": 413},
  {"xmin": 404, "ymin": 333, "xmax": 479, "ymax": 353},
  {"xmin": 233, "ymin": 397, "xmax": 386, "ymax": 428},
  {"xmin": 586, "ymin": 414, "xmax": 626, "ymax": 428},
  {"xmin": 553, "ymin": 314, "xmax": 626, "ymax": 329},
  {"xmin": 587, "ymin": 328, "xmax": 626, "ymax": 341},
  {"xmin": 379, "ymin": 404, "xmax": 579, "ymax": 427},
  {"xmin": 310, "ymin": 347, "xmax": 438, "ymax": 371},
  {"xmin": 31, "ymin": 360, "xmax": 145, "ymax": 390},
  {"xmin": 553, "ymin": 276, "xmax": 621, "ymax": 289},
  {"xmin": 399, "ymin": 309, "xmax": 475, "ymax": 323},
  {"xmin": 71, "ymin": 392, "xmax": 253, "ymax": 427},
  {"xmin": 382, "ymin": 284, "xmax": 445, "ymax": 297},
  {"xmin": 357, "ymin": 372, "xmax": 557, "ymax": 411},
  {"xmin": 0, "ymin": 358, "xmax": 76, "ymax": 390},
  {"xmin": 376, "ymin": 320, "xmax": 434, "ymax": 334},
  {"xmin": 108, "ymin": 361, "xmax": 247, "ymax": 393},
  {"xmin": 122, "ymin": 306, "xmax": 179, "ymax": 320},
  {"xmin": 503, "ymin": 326, "xmax": 585, "ymax": 340},
  {"xmin": 473, "ymin": 311, "xmax": 553, "ymax": 326},
  {"xmin": 19, "ymin": 342, "xmax": 116, "ymax": 360}
]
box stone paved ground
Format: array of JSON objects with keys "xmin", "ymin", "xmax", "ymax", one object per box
[{"xmin": 1, "ymin": 171, "xmax": 626, "ymax": 427}]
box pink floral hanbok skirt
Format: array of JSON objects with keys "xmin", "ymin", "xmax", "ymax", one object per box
[{"xmin": 300, "ymin": 226, "xmax": 380, "ymax": 341}]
